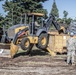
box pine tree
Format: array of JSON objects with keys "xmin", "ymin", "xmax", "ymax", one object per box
[
  {"xmin": 2, "ymin": 0, "xmax": 48, "ymax": 26},
  {"xmin": 0, "ymin": 14, "xmax": 4, "ymax": 27},
  {"xmin": 63, "ymin": 10, "xmax": 68, "ymax": 23},
  {"xmin": 50, "ymin": 0, "xmax": 59, "ymax": 18},
  {"xmin": 63, "ymin": 10, "xmax": 68, "ymax": 19}
]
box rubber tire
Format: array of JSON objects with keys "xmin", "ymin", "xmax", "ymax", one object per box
[
  {"xmin": 37, "ymin": 33, "xmax": 48, "ymax": 49},
  {"xmin": 20, "ymin": 38, "xmax": 33, "ymax": 54}
]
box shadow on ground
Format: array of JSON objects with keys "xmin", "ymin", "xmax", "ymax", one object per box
[{"xmin": 14, "ymin": 49, "xmax": 48, "ymax": 58}]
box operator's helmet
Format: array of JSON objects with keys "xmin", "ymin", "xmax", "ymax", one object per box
[{"xmin": 70, "ymin": 32, "xmax": 74, "ymax": 37}]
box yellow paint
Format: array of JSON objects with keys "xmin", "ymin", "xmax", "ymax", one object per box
[
  {"xmin": 46, "ymin": 47, "xmax": 56, "ymax": 56},
  {"xmin": 15, "ymin": 26, "xmax": 28, "ymax": 34},
  {"xmin": 48, "ymin": 34, "xmax": 76, "ymax": 53},
  {"xmin": 10, "ymin": 42, "xmax": 19, "ymax": 58},
  {"xmin": 27, "ymin": 36, "xmax": 38, "ymax": 43},
  {"xmin": 16, "ymin": 38, "xmax": 22, "ymax": 44},
  {"xmin": 41, "ymin": 37, "xmax": 46, "ymax": 45},
  {"xmin": 24, "ymin": 39, "xmax": 30, "ymax": 48},
  {"xmin": 28, "ymin": 13, "xmax": 44, "ymax": 17}
]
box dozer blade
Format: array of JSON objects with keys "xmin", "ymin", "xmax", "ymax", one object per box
[{"xmin": 10, "ymin": 42, "xmax": 19, "ymax": 58}]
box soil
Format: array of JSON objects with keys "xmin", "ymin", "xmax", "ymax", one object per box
[
  {"xmin": 0, "ymin": 43, "xmax": 10, "ymax": 49},
  {"xmin": 0, "ymin": 49, "xmax": 76, "ymax": 75}
]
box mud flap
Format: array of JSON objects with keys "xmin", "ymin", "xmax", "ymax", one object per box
[{"xmin": 10, "ymin": 42, "xmax": 19, "ymax": 58}]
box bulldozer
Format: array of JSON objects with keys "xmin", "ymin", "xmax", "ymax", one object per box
[{"xmin": 10, "ymin": 13, "xmax": 66, "ymax": 58}]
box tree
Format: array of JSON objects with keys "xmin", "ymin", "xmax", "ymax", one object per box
[
  {"xmin": 65, "ymin": 18, "xmax": 72, "ymax": 25},
  {"xmin": 2, "ymin": 0, "xmax": 48, "ymax": 26},
  {"xmin": 63, "ymin": 10, "xmax": 68, "ymax": 19},
  {"xmin": 57, "ymin": 18, "xmax": 64, "ymax": 23},
  {"xmin": 63, "ymin": 10, "xmax": 68, "ymax": 23},
  {"xmin": 50, "ymin": 0, "xmax": 59, "ymax": 18},
  {"xmin": 0, "ymin": 14, "xmax": 4, "ymax": 27}
]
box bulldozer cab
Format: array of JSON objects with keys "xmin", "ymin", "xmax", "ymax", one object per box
[{"xmin": 27, "ymin": 13, "xmax": 44, "ymax": 35}]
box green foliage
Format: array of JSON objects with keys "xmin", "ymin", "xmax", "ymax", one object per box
[
  {"xmin": 65, "ymin": 18, "xmax": 72, "ymax": 25},
  {"xmin": 63, "ymin": 10, "xmax": 72, "ymax": 27},
  {"xmin": 57, "ymin": 17, "xmax": 72, "ymax": 28},
  {"xmin": 57, "ymin": 18, "xmax": 64, "ymax": 23},
  {"xmin": 2, "ymin": 0, "xmax": 48, "ymax": 27},
  {"xmin": 50, "ymin": 0, "xmax": 59, "ymax": 18},
  {"xmin": 0, "ymin": 14, "xmax": 4, "ymax": 27},
  {"xmin": 63, "ymin": 10, "xmax": 68, "ymax": 19}
]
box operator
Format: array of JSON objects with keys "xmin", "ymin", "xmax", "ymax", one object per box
[
  {"xmin": 66, "ymin": 32, "xmax": 76, "ymax": 65},
  {"xmin": 34, "ymin": 17, "xmax": 40, "ymax": 27},
  {"xmin": 35, "ymin": 21, "xmax": 40, "ymax": 26}
]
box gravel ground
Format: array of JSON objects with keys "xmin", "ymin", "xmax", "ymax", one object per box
[
  {"xmin": 0, "ymin": 49, "xmax": 76, "ymax": 75},
  {"xmin": 0, "ymin": 32, "xmax": 76, "ymax": 75}
]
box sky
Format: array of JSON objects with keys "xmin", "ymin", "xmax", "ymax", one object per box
[
  {"xmin": 0, "ymin": 0, "xmax": 76, "ymax": 19},
  {"xmin": 0, "ymin": 1, "xmax": 5, "ymax": 16},
  {"xmin": 43, "ymin": 0, "xmax": 76, "ymax": 19}
]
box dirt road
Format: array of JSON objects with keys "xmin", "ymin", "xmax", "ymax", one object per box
[{"xmin": 0, "ymin": 49, "xmax": 76, "ymax": 75}]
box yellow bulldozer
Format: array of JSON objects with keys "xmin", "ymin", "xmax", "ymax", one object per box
[{"xmin": 8, "ymin": 13, "xmax": 66, "ymax": 58}]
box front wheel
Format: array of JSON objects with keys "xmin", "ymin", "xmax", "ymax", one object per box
[{"xmin": 20, "ymin": 38, "xmax": 33, "ymax": 54}]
